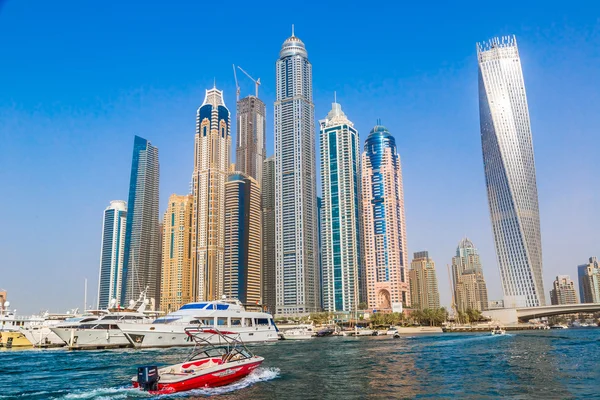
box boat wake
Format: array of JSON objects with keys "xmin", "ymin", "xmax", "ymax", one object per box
[{"xmin": 51, "ymin": 367, "xmax": 280, "ymax": 399}]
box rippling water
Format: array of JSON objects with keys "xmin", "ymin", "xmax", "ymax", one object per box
[{"xmin": 2, "ymin": 329, "xmax": 598, "ymax": 399}]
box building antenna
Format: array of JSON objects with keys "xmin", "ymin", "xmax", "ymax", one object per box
[
  {"xmin": 334, "ymin": 91, "xmax": 337, "ymax": 104},
  {"xmin": 292, "ymin": 24, "xmax": 295, "ymax": 36},
  {"xmin": 213, "ymin": 77, "xmax": 216, "ymax": 89}
]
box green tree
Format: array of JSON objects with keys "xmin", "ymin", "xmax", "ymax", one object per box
[{"xmin": 358, "ymin": 302, "xmax": 368, "ymax": 310}]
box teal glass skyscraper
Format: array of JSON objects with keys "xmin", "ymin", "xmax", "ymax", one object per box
[
  {"xmin": 274, "ymin": 29, "xmax": 320, "ymax": 315},
  {"xmin": 97, "ymin": 200, "xmax": 127, "ymax": 309},
  {"xmin": 122, "ymin": 135, "xmax": 160, "ymax": 307},
  {"xmin": 319, "ymin": 101, "xmax": 362, "ymax": 312},
  {"xmin": 478, "ymin": 36, "xmax": 544, "ymax": 307}
]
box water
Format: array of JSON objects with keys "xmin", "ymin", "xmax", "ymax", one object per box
[{"xmin": 2, "ymin": 329, "xmax": 599, "ymax": 399}]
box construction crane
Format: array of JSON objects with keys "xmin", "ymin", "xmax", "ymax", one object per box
[
  {"xmin": 237, "ymin": 66, "xmax": 261, "ymax": 98},
  {"xmin": 232, "ymin": 64, "xmax": 240, "ymax": 101}
]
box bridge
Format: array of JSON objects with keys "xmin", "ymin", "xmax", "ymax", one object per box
[{"xmin": 482, "ymin": 303, "xmax": 600, "ymax": 324}]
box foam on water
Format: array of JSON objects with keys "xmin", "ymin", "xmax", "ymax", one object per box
[{"xmin": 161, "ymin": 367, "xmax": 281, "ymax": 398}]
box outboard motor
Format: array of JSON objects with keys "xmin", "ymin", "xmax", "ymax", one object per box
[{"xmin": 137, "ymin": 365, "xmax": 159, "ymax": 391}]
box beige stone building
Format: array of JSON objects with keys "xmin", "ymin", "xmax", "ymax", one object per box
[
  {"xmin": 452, "ymin": 238, "xmax": 488, "ymax": 312},
  {"xmin": 409, "ymin": 251, "xmax": 440, "ymax": 310},
  {"xmin": 160, "ymin": 194, "xmax": 193, "ymax": 313},
  {"xmin": 191, "ymin": 87, "xmax": 231, "ymax": 301},
  {"xmin": 550, "ymin": 275, "xmax": 578, "ymax": 305}
]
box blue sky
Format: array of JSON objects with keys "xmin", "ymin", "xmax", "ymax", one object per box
[{"xmin": 1, "ymin": 1, "xmax": 598, "ymax": 314}]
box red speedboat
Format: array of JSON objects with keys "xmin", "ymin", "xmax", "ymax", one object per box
[{"xmin": 132, "ymin": 328, "xmax": 264, "ymax": 394}]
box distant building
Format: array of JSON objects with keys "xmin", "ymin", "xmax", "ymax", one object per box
[
  {"xmin": 236, "ymin": 95, "xmax": 266, "ymax": 184},
  {"xmin": 409, "ymin": 251, "xmax": 440, "ymax": 310},
  {"xmin": 262, "ymin": 157, "xmax": 276, "ymax": 313},
  {"xmin": 97, "ymin": 200, "xmax": 127, "ymax": 309},
  {"xmin": 160, "ymin": 194, "xmax": 193, "ymax": 313},
  {"xmin": 578, "ymin": 257, "xmax": 600, "ymax": 303},
  {"xmin": 223, "ymin": 173, "xmax": 262, "ymax": 305},
  {"xmin": 477, "ymin": 36, "xmax": 544, "ymax": 307},
  {"xmin": 488, "ymin": 300, "xmax": 504, "ymax": 309},
  {"xmin": 361, "ymin": 124, "xmax": 410, "ymax": 311},
  {"xmin": 192, "ymin": 87, "xmax": 231, "ymax": 301},
  {"xmin": 319, "ymin": 101, "xmax": 362, "ymax": 313},
  {"xmin": 549, "ymin": 275, "xmax": 578, "ymax": 305},
  {"xmin": 122, "ymin": 136, "xmax": 160, "ymax": 307},
  {"xmin": 451, "ymin": 238, "xmax": 489, "ymax": 312}
]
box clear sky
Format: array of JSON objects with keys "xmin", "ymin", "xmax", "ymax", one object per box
[{"xmin": 1, "ymin": 1, "xmax": 598, "ymax": 314}]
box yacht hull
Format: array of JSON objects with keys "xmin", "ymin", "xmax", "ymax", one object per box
[
  {"xmin": 22, "ymin": 327, "xmax": 65, "ymax": 347},
  {"xmin": 50, "ymin": 327, "xmax": 132, "ymax": 350},
  {"xmin": 120, "ymin": 325, "xmax": 279, "ymax": 349}
]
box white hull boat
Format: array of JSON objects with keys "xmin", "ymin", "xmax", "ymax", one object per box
[{"xmin": 119, "ymin": 299, "xmax": 279, "ymax": 349}]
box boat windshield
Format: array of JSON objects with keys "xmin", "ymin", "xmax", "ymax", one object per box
[
  {"xmin": 153, "ymin": 316, "xmax": 182, "ymax": 324},
  {"xmin": 188, "ymin": 346, "xmax": 252, "ymax": 362}
]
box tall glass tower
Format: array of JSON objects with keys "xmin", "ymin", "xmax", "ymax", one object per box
[
  {"xmin": 192, "ymin": 87, "xmax": 231, "ymax": 301},
  {"xmin": 477, "ymin": 36, "xmax": 545, "ymax": 307},
  {"xmin": 361, "ymin": 124, "xmax": 409, "ymax": 310},
  {"xmin": 274, "ymin": 30, "xmax": 319, "ymax": 315},
  {"xmin": 122, "ymin": 135, "xmax": 160, "ymax": 307},
  {"xmin": 319, "ymin": 101, "xmax": 362, "ymax": 312},
  {"xmin": 97, "ymin": 200, "xmax": 127, "ymax": 309},
  {"xmin": 262, "ymin": 157, "xmax": 276, "ymax": 313}
]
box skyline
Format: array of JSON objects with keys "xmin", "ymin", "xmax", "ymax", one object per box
[{"xmin": 1, "ymin": 1, "xmax": 599, "ymax": 313}]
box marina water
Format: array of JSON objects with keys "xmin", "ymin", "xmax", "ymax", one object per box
[{"xmin": 2, "ymin": 329, "xmax": 598, "ymax": 399}]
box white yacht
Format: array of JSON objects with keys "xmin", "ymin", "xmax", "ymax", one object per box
[
  {"xmin": 51, "ymin": 290, "xmax": 156, "ymax": 349},
  {"xmin": 22, "ymin": 313, "xmax": 97, "ymax": 348},
  {"xmin": 118, "ymin": 298, "xmax": 279, "ymax": 348},
  {"xmin": 280, "ymin": 325, "xmax": 314, "ymax": 340}
]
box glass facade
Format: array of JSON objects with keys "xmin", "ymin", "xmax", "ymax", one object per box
[
  {"xmin": 97, "ymin": 201, "xmax": 127, "ymax": 309},
  {"xmin": 477, "ymin": 36, "xmax": 544, "ymax": 307},
  {"xmin": 122, "ymin": 136, "xmax": 160, "ymax": 307},
  {"xmin": 361, "ymin": 125, "xmax": 409, "ymax": 310},
  {"xmin": 319, "ymin": 102, "xmax": 361, "ymax": 312},
  {"xmin": 274, "ymin": 33, "xmax": 319, "ymax": 315}
]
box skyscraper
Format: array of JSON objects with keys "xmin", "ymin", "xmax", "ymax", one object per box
[
  {"xmin": 319, "ymin": 101, "xmax": 362, "ymax": 312},
  {"xmin": 160, "ymin": 194, "xmax": 193, "ymax": 312},
  {"xmin": 236, "ymin": 96, "xmax": 266, "ymax": 184},
  {"xmin": 578, "ymin": 257, "xmax": 600, "ymax": 303},
  {"xmin": 274, "ymin": 30, "xmax": 319, "ymax": 315},
  {"xmin": 122, "ymin": 135, "xmax": 160, "ymax": 307},
  {"xmin": 361, "ymin": 124, "xmax": 410, "ymax": 311},
  {"xmin": 451, "ymin": 238, "xmax": 489, "ymax": 312},
  {"xmin": 223, "ymin": 172, "xmax": 262, "ymax": 305},
  {"xmin": 262, "ymin": 157, "xmax": 276, "ymax": 314},
  {"xmin": 549, "ymin": 275, "xmax": 578, "ymax": 305},
  {"xmin": 192, "ymin": 87, "xmax": 231, "ymax": 301},
  {"xmin": 97, "ymin": 200, "xmax": 127, "ymax": 309},
  {"xmin": 409, "ymin": 251, "xmax": 440, "ymax": 310},
  {"xmin": 477, "ymin": 36, "xmax": 545, "ymax": 308}
]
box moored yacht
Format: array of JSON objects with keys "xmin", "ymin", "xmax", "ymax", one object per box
[
  {"xmin": 50, "ymin": 289, "xmax": 157, "ymax": 349},
  {"xmin": 118, "ymin": 298, "xmax": 279, "ymax": 348}
]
